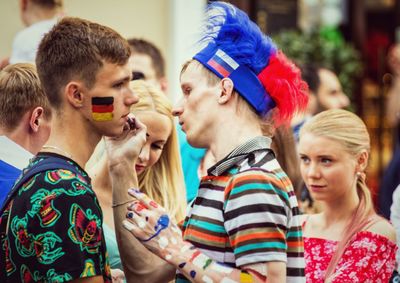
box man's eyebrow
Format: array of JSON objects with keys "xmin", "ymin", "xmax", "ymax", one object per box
[{"xmin": 113, "ymin": 75, "xmax": 131, "ymax": 86}]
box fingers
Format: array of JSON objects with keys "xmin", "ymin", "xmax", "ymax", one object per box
[
  {"xmin": 126, "ymin": 210, "xmax": 147, "ymax": 229},
  {"xmin": 128, "ymin": 188, "xmax": 160, "ymax": 210},
  {"xmin": 122, "ymin": 218, "xmax": 143, "ymax": 234}
]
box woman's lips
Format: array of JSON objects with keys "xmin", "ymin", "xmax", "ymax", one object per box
[
  {"xmin": 135, "ymin": 165, "xmax": 145, "ymax": 172},
  {"xmin": 309, "ymin": 185, "xmax": 326, "ymax": 193}
]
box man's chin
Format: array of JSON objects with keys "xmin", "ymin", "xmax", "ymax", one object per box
[
  {"xmin": 186, "ymin": 136, "xmax": 206, "ymax": 149},
  {"xmin": 103, "ymin": 127, "xmax": 125, "ymax": 138}
]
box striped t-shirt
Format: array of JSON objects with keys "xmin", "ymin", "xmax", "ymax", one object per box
[{"xmin": 177, "ymin": 136, "xmax": 305, "ymax": 282}]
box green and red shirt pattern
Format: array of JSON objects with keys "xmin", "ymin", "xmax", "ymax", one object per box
[{"xmin": 0, "ymin": 153, "xmax": 111, "ymax": 282}]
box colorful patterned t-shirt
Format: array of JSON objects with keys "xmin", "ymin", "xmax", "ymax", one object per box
[
  {"xmin": 177, "ymin": 136, "xmax": 305, "ymax": 282},
  {"xmin": 0, "ymin": 153, "xmax": 111, "ymax": 282}
]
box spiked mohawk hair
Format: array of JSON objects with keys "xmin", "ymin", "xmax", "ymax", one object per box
[{"xmin": 193, "ymin": 2, "xmax": 308, "ymax": 125}]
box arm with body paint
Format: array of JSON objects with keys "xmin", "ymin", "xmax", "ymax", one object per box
[
  {"xmin": 123, "ymin": 189, "xmax": 286, "ymax": 283},
  {"xmin": 105, "ymin": 117, "xmax": 176, "ymax": 283}
]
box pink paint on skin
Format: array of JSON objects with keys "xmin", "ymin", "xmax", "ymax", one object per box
[{"xmin": 149, "ymin": 201, "xmax": 158, "ymax": 208}]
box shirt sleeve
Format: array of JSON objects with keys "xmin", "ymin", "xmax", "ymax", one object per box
[{"xmin": 223, "ymin": 169, "xmax": 291, "ymax": 267}]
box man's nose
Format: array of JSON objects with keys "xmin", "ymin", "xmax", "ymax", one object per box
[{"xmin": 172, "ymin": 98, "xmax": 184, "ymax": 117}]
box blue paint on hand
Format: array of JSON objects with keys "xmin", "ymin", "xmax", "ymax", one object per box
[
  {"xmin": 142, "ymin": 214, "xmax": 170, "ymax": 242},
  {"xmin": 190, "ymin": 270, "xmax": 196, "ymax": 278}
]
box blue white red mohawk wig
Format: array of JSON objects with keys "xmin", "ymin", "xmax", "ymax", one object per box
[{"xmin": 194, "ymin": 2, "xmax": 308, "ymax": 125}]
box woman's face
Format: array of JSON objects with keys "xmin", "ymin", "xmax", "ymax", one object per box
[
  {"xmin": 134, "ymin": 111, "xmax": 172, "ymax": 174},
  {"xmin": 298, "ymin": 132, "xmax": 358, "ymax": 203}
]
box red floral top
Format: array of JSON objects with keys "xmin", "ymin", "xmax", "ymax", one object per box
[{"xmin": 304, "ymin": 231, "xmax": 397, "ymax": 283}]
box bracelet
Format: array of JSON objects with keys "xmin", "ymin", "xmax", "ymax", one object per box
[{"xmin": 111, "ymin": 200, "xmax": 133, "ymax": 208}]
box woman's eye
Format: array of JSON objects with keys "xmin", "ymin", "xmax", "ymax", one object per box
[
  {"xmin": 300, "ymin": 156, "xmax": 310, "ymax": 163},
  {"xmin": 152, "ymin": 144, "xmax": 163, "ymax": 150},
  {"xmin": 321, "ymin": 158, "xmax": 332, "ymax": 164}
]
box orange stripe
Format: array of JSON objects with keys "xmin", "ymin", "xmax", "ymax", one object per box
[
  {"xmin": 287, "ymin": 241, "xmax": 304, "ymax": 248},
  {"xmin": 231, "ymin": 232, "xmax": 285, "ymax": 246},
  {"xmin": 186, "ymin": 229, "xmax": 227, "ymax": 243}
]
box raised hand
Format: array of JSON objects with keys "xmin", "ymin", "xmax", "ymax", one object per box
[
  {"xmin": 104, "ymin": 115, "xmax": 147, "ymax": 166},
  {"xmin": 122, "ymin": 189, "xmax": 183, "ymax": 259}
]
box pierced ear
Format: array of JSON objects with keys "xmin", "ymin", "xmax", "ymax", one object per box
[
  {"xmin": 218, "ymin": 78, "xmax": 234, "ymax": 105},
  {"xmin": 29, "ymin": 107, "xmax": 44, "ymax": 133},
  {"xmin": 357, "ymin": 150, "xmax": 369, "ymax": 172},
  {"xmin": 65, "ymin": 82, "xmax": 84, "ymax": 108}
]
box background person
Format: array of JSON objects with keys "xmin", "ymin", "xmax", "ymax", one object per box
[
  {"xmin": 108, "ymin": 2, "xmax": 308, "ymax": 282},
  {"xmin": 0, "ymin": 0, "xmax": 64, "ymax": 69},
  {"xmin": 89, "ymin": 80, "xmax": 186, "ymax": 278},
  {"xmin": 0, "ymin": 17, "xmax": 135, "ymax": 282},
  {"xmin": 127, "ymin": 37, "xmax": 206, "ymax": 203},
  {"xmin": 0, "ymin": 63, "xmax": 51, "ymax": 205},
  {"xmin": 299, "ymin": 109, "xmax": 397, "ymax": 282}
]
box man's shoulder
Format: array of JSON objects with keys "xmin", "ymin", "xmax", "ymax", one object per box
[{"xmin": 11, "ymin": 157, "xmax": 92, "ymax": 204}]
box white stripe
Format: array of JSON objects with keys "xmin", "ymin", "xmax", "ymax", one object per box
[
  {"xmin": 190, "ymin": 205, "xmax": 222, "ymax": 219},
  {"xmin": 225, "ymin": 211, "xmax": 287, "ymax": 231},
  {"xmin": 216, "ymin": 49, "xmax": 239, "ymax": 70}
]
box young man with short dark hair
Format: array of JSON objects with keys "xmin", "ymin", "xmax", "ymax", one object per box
[{"xmin": 0, "ymin": 17, "xmax": 137, "ymax": 282}]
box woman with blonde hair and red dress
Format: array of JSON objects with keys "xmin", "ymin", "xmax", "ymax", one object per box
[{"xmin": 299, "ymin": 109, "xmax": 397, "ymax": 282}]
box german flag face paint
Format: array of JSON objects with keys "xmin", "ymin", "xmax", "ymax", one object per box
[{"xmin": 92, "ymin": 97, "xmax": 114, "ymax": 121}]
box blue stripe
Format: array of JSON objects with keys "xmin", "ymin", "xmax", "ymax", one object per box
[
  {"xmin": 191, "ymin": 219, "xmax": 226, "ymax": 233},
  {"xmin": 231, "ymin": 183, "xmax": 289, "ymax": 201},
  {"xmin": 275, "ymin": 171, "xmax": 287, "ymax": 178},
  {"xmin": 235, "ymin": 242, "xmax": 287, "ymax": 254},
  {"xmin": 287, "ymin": 231, "xmax": 303, "ymax": 238}
]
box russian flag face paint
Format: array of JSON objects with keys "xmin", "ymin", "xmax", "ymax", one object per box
[{"xmin": 92, "ymin": 97, "xmax": 114, "ymax": 121}]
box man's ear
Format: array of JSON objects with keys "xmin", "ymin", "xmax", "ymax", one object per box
[
  {"xmin": 20, "ymin": 0, "xmax": 28, "ymax": 11},
  {"xmin": 29, "ymin": 107, "xmax": 44, "ymax": 133},
  {"xmin": 218, "ymin": 78, "xmax": 235, "ymax": 105},
  {"xmin": 159, "ymin": 77, "xmax": 168, "ymax": 93},
  {"xmin": 65, "ymin": 81, "xmax": 84, "ymax": 108}
]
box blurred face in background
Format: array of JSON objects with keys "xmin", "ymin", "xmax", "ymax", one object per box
[
  {"xmin": 316, "ymin": 68, "xmax": 350, "ymax": 111},
  {"xmin": 129, "ymin": 54, "xmax": 166, "ymax": 91}
]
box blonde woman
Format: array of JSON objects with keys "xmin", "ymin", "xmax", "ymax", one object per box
[
  {"xmin": 298, "ymin": 109, "xmax": 397, "ymax": 282},
  {"xmin": 88, "ymin": 80, "xmax": 186, "ymax": 278}
]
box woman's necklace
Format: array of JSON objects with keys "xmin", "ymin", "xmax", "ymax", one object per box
[{"xmin": 42, "ymin": 145, "xmax": 73, "ymax": 159}]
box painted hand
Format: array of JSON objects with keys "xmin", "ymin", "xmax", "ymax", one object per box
[
  {"xmin": 104, "ymin": 115, "xmax": 147, "ymax": 166},
  {"xmin": 122, "ymin": 189, "xmax": 183, "ymax": 260}
]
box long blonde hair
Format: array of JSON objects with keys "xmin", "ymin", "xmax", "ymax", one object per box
[
  {"xmin": 130, "ymin": 80, "xmax": 187, "ymax": 221},
  {"xmin": 300, "ymin": 109, "xmax": 377, "ymax": 279}
]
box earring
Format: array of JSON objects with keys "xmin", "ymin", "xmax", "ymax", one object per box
[{"xmin": 356, "ymin": 171, "xmax": 366, "ymax": 182}]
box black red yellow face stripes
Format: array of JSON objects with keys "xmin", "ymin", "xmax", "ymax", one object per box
[{"xmin": 91, "ymin": 97, "xmax": 114, "ymax": 121}]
